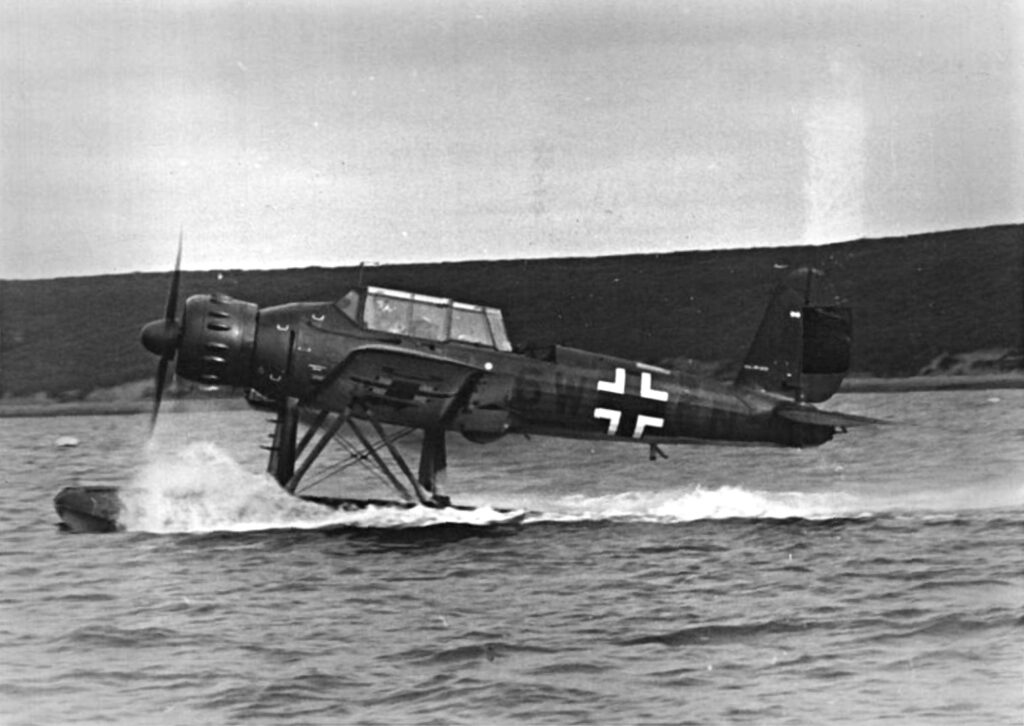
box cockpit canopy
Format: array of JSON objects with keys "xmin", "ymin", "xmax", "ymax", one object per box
[{"xmin": 335, "ymin": 286, "xmax": 513, "ymax": 352}]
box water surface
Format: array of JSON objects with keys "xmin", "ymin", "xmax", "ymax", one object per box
[{"xmin": 1, "ymin": 390, "xmax": 1022, "ymax": 724}]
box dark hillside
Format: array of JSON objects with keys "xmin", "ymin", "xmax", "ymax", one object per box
[{"xmin": 1, "ymin": 225, "xmax": 1020, "ymax": 398}]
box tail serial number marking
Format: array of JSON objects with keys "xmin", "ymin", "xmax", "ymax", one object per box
[{"xmin": 593, "ymin": 367, "xmax": 669, "ymax": 439}]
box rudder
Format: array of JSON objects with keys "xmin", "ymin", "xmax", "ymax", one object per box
[{"xmin": 735, "ymin": 268, "xmax": 851, "ymax": 403}]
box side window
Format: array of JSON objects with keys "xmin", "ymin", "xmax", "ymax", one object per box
[
  {"xmin": 485, "ymin": 309, "xmax": 512, "ymax": 351},
  {"xmin": 363, "ymin": 294, "xmax": 383, "ymax": 330},
  {"xmin": 410, "ymin": 300, "xmax": 447, "ymax": 341},
  {"xmin": 451, "ymin": 307, "xmax": 492, "ymax": 346},
  {"xmin": 335, "ymin": 290, "xmax": 361, "ymax": 321},
  {"xmin": 365, "ymin": 295, "xmax": 411, "ymax": 334}
]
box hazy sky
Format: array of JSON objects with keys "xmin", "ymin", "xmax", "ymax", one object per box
[{"xmin": 2, "ymin": 0, "xmax": 1022, "ymax": 279}]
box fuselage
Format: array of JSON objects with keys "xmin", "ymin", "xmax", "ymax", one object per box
[{"xmin": 243, "ymin": 300, "xmax": 835, "ymax": 449}]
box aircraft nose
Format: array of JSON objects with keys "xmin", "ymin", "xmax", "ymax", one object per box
[{"xmin": 141, "ymin": 318, "xmax": 181, "ymax": 358}]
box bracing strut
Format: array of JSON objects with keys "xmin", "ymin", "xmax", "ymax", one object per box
[{"xmin": 265, "ymin": 398, "xmax": 453, "ymax": 508}]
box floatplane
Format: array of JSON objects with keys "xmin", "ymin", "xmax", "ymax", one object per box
[{"xmin": 54, "ymin": 243, "xmax": 880, "ymax": 532}]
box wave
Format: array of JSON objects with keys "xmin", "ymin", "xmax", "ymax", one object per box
[{"xmin": 119, "ymin": 442, "xmax": 524, "ymax": 534}]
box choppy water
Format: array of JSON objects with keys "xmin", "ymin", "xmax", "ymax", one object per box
[{"xmin": 1, "ymin": 390, "xmax": 1022, "ymax": 725}]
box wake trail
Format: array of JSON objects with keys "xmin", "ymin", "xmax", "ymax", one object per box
[
  {"xmin": 119, "ymin": 442, "xmax": 1022, "ymax": 534},
  {"xmin": 519, "ymin": 486, "xmax": 869, "ymax": 525},
  {"xmin": 518, "ymin": 477, "xmax": 1024, "ymax": 524}
]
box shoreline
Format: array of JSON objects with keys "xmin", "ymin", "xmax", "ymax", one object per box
[
  {"xmin": 839, "ymin": 373, "xmax": 1024, "ymax": 393},
  {"xmin": 0, "ymin": 398, "xmax": 252, "ymax": 419},
  {"xmin": 1, "ymin": 374, "xmax": 1020, "ymax": 418}
]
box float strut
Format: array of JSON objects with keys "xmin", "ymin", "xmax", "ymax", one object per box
[
  {"xmin": 267, "ymin": 397, "xmax": 300, "ymax": 486},
  {"xmin": 418, "ymin": 428, "xmax": 450, "ymax": 506},
  {"xmin": 359, "ymin": 407, "xmax": 443, "ymax": 507},
  {"xmin": 284, "ymin": 408, "xmax": 349, "ymax": 493},
  {"xmin": 346, "ymin": 418, "xmax": 415, "ymax": 502},
  {"xmin": 296, "ymin": 408, "xmax": 331, "ymax": 460}
]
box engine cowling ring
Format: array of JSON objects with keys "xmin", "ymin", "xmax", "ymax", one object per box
[{"xmin": 176, "ymin": 294, "xmax": 258, "ymax": 388}]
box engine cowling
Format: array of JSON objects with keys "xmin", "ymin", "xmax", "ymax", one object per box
[{"xmin": 175, "ymin": 294, "xmax": 259, "ymax": 388}]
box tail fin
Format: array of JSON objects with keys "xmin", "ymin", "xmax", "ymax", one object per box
[{"xmin": 734, "ymin": 268, "xmax": 851, "ymax": 403}]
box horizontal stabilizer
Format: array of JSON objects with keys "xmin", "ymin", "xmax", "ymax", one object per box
[{"xmin": 774, "ymin": 405, "xmax": 886, "ymax": 428}]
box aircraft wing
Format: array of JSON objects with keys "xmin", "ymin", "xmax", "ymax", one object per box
[
  {"xmin": 774, "ymin": 404, "xmax": 886, "ymax": 428},
  {"xmin": 312, "ymin": 344, "xmax": 485, "ymax": 426}
]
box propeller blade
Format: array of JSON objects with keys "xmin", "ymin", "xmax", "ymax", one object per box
[
  {"xmin": 149, "ymin": 232, "xmax": 184, "ymax": 434},
  {"xmin": 150, "ymin": 355, "xmax": 170, "ymax": 434},
  {"xmin": 164, "ymin": 229, "xmax": 183, "ymax": 321}
]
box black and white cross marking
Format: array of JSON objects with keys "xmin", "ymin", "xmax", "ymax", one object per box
[{"xmin": 593, "ymin": 366, "xmax": 669, "ymax": 439}]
